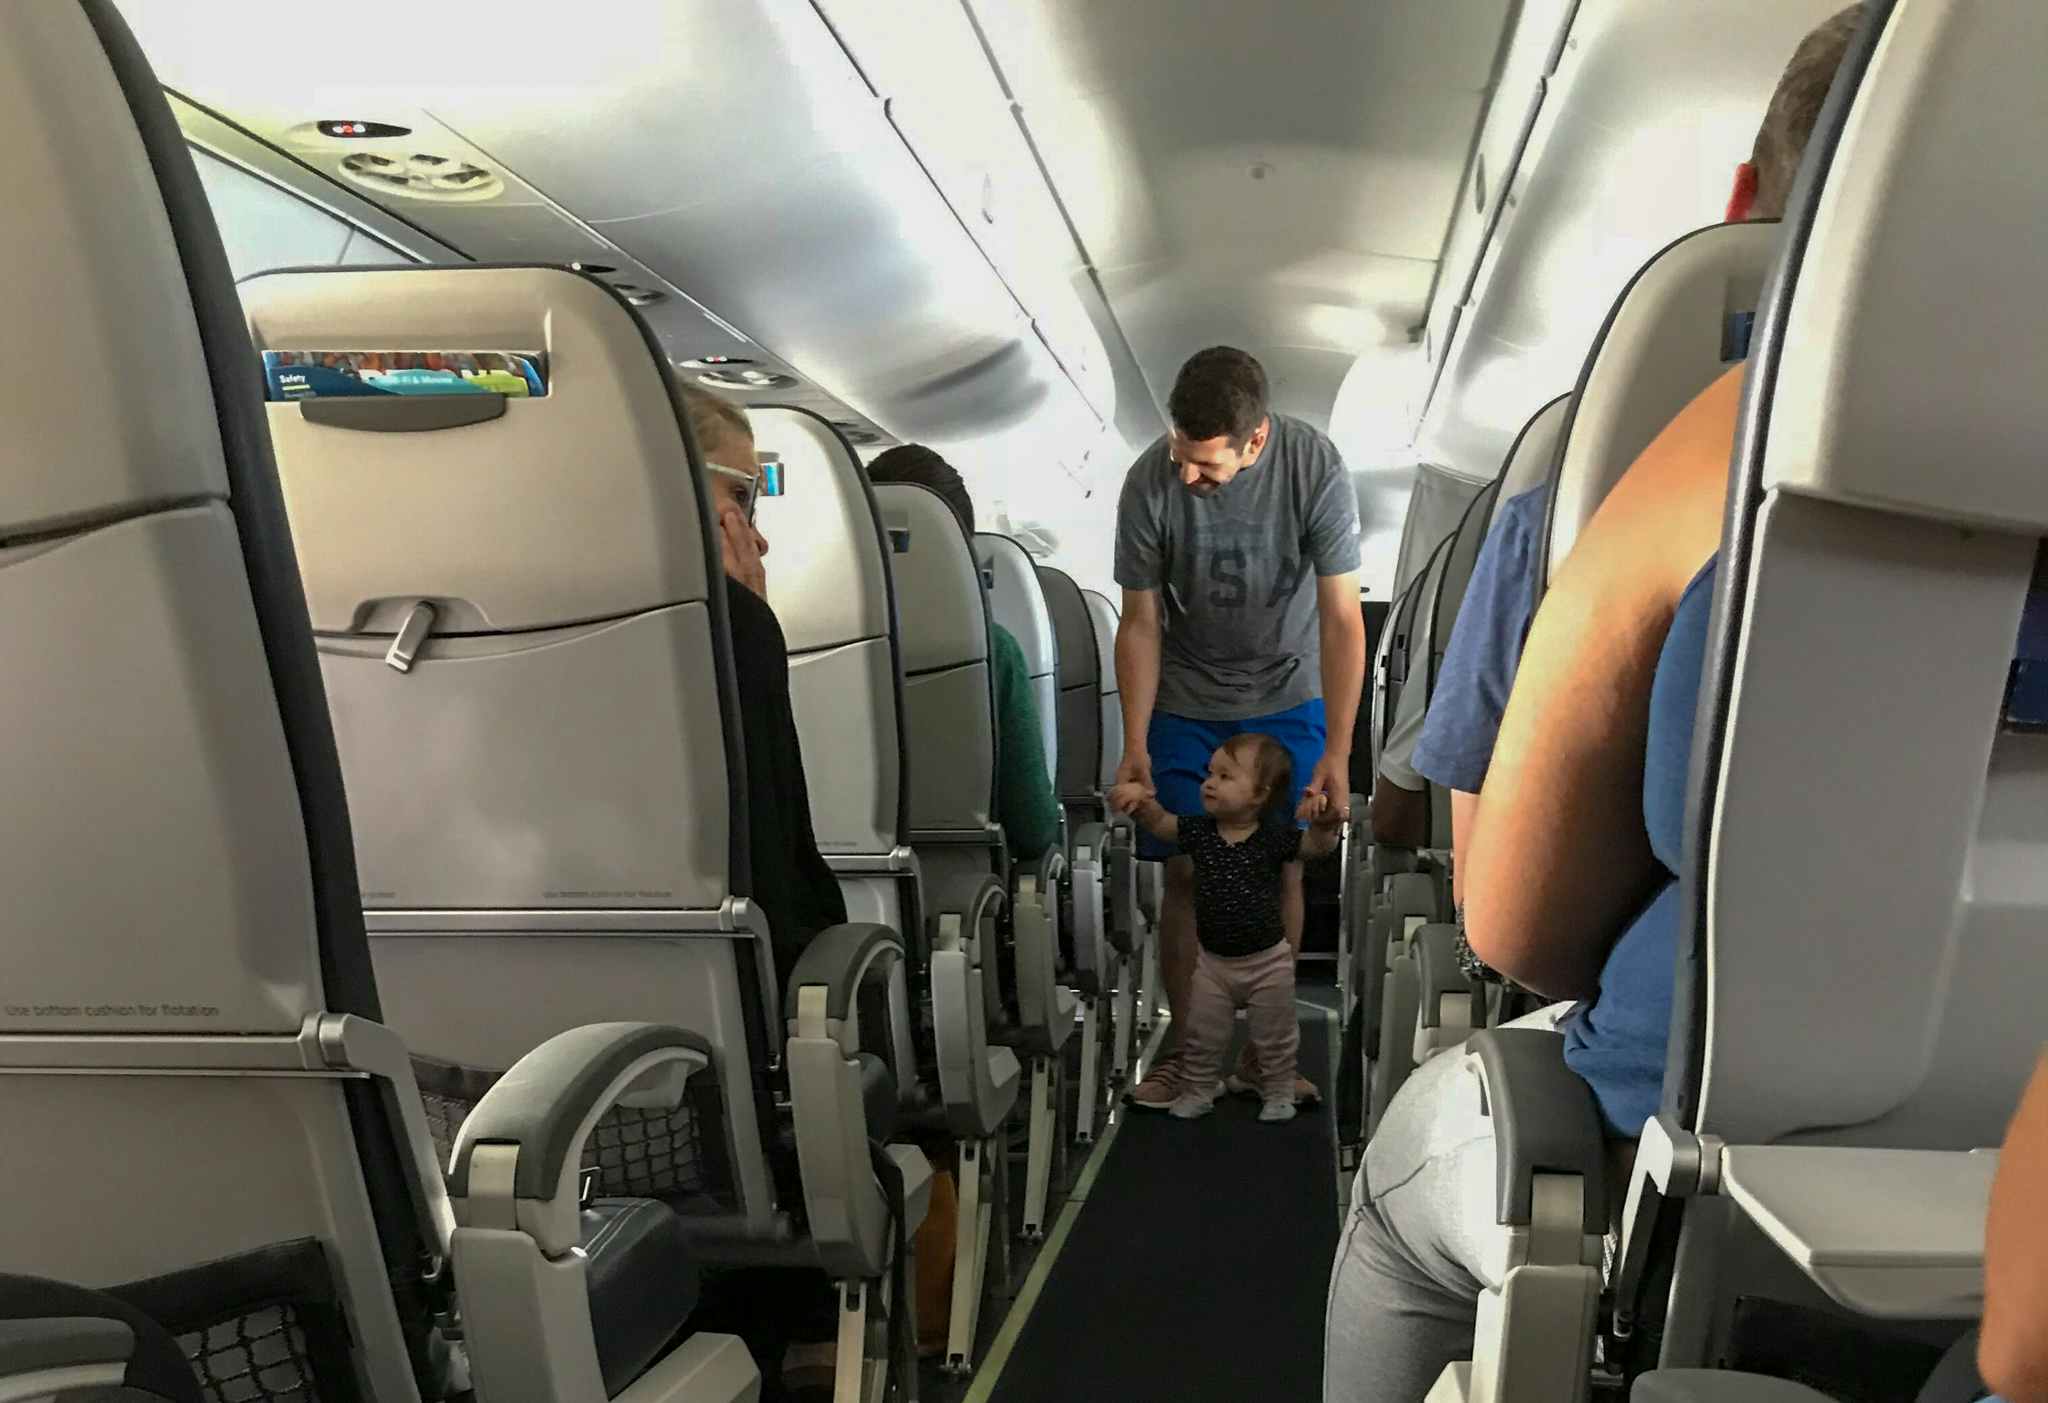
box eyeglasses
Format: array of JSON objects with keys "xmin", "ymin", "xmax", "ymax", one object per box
[{"xmin": 706, "ymin": 459, "xmax": 783, "ymax": 524}]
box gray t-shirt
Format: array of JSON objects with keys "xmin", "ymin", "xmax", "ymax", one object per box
[{"xmin": 1114, "ymin": 413, "xmax": 1360, "ymax": 720}]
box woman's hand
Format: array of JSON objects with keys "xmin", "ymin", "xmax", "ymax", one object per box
[{"xmin": 719, "ymin": 503, "xmax": 768, "ymax": 598}]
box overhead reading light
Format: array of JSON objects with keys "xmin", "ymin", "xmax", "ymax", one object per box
[
  {"xmin": 570, "ymin": 262, "xmax": 618, "ymax": 276},
  {"xmin": 678, "ymin": 355, "xmax": 754, "ymax": 369},
  {"xmin": 698, "ymin": 368, "xmax": 798, "ymax": 391},
  {"xmin": 318, "ymin": 119, "xmax": 411, "ymax": 140},
  {"xmin": 832, "ymin": 420, "xmax": 881, "ymax": 446},
  {"xmin": 337, "ymin": 150, "xmax": 504, "ymax": 203}
]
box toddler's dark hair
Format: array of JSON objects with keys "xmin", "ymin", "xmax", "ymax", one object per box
[{"xmin": 1224, "ymin": 732, "xmax": 1295, "ymax": 821}]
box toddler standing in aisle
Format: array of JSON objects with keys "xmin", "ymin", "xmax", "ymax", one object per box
[{"xmin": 1112, "ymin": 733, "xmax": 1342, "ymax": 1122}]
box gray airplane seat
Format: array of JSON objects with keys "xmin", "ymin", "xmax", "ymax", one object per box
[
  {"xmin": 971, "ymin": 534, "xmax": 1076, "ymax": 1240},
  {"xmin": 1351, "ymin": 396, "xmax": 1577, "ymax": 1154},
  {"xmin": 873, "ymin": 484, "xmax": 1023, "ymax": 1370},
  {"xmin": 1039, "ymin": 565, "xmax": 1100, "ymax": 822},
  {"xmin": 752, "ymin": 407, "xmax": 922, "ymax": 957},
  {"xmin": 970, "ymin": 534, "xmax": 1078, "ymax": 1057},
  {"xmin": 243, "ymin": 264, "xmax": 930, "ymax": 1397},
  {"xmin": 1083, "ymin": 589, "xmax": 1127, "ymax": 778},
  {"xmin": 1081, "ymin": 587, "xmax": 1153, "ymax": 1085},
  {"xmin": 0, "ymin": 6, "xmax": 760, "ymax": 1403},
  {"xmin": 1038, "ymin": 565, "xmax": 1122, "ymax": 1144},
  {"xmin": 1435, "ymin": 3, "xmax": 2048, "ymax": 1398},
  {"xmin": 976, "ymin": 534, "xmax": 1061, "ymax": 797},
  {"xmin": 1418, "ymin": 215, "xmax": 1792, "ymax": 1401},
  {"xmin": 1038, "ymin": 563, "xmax": 1105, "ymax": 983},
  {"xmin": 1535, "ymin": 213, "xmax": 1783, "ymax": 594}
]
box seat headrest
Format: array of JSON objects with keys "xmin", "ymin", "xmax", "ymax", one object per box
[
  {"xmin": 975, "ymin": 533, "xmax": 1057, "ymax": 677},
  {"xmin": 1391, "ymin": 462, "xmax": 1488, "ymax": 601},
  {"xmin": 1762, "ymin": 0, "xmax": 2048, "ymax": 533},
  {"xmin": 875, "ymin": 484, "xmax": 989, "ymax": 673},
  {"xmin": 1083, "ymin": 589, "xmax": 1119, "ymax": 683},
  {"xmin": 241, "ymin": 266, "xmax": 714, "ymax": 635},
  {"xmin": 754, "ymin": 407, "xmax": 892, "ymax": 653},
  {"xmin": 1498, "ymin": 394, "xmax": 1570, "ymax": 501},
  {"xmin": 1544, "ymin": 220, "xmax": 1782, "ymax": 585},
  {"xmin": 0, "ymin": 2, "xmax": 230, "ymax": 538},
  {"xmin": 1039, "ymin": 567, "xmax": 1096, "ymax": 690}
]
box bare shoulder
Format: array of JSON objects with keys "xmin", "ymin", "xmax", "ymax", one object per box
[{"xmin": 1557, "ymin": 365, "xmax": 1745, "ymax": 611}]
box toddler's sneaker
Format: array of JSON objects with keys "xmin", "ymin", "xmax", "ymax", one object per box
[
  {"xmin": 1169, "ymin": 1092, "xmax": 1216, "ymax": 1120},
  {"xmin": 1259, "ymin": 1098, "xmax": 1297, "ymax": 1124}
]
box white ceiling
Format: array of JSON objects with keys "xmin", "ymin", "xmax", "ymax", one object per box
[
  {"xmin": 110, "ymin": 0, "xmax": 1522, "ymax": 595},
  {"xmin": 1417, "ymin": 0, "xmax": 1855, "ymax": 478},
  {"xmin": 970, "ymin": 0, "xmax": 1514, "ymax": 430}
]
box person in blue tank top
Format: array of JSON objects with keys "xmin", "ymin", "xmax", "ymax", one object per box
[{"xmin": 1323, "ymin": 10, "xmax": 1867, "ymax": 1398}]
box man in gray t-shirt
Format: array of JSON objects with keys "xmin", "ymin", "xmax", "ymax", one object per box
[{"xmin": 1109, "ymin": 346, "xmax": 1366, "ymax": 1108}]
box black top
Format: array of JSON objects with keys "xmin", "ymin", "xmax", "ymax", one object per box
[
  {"xmin": 1177, "ymin": 814, "xmax": 1302, "ymax": 958},
  {"xmin": 724, "ymin": 577, "xmax": 848, "ymax": 986}
]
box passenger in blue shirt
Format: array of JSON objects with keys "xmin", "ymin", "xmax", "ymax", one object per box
[
  {"xmin": 1409, "ymin": 484, "xmax": 1548, "ymax": 908},
  {"xmin": 1323, "ymin": 10, "xmax": 1866, "ymax": 1398}
]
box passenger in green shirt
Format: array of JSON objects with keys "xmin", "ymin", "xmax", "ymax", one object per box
[{"xmin": 866, "ymin": 444, "xmax": 1061, "ymax": 863}]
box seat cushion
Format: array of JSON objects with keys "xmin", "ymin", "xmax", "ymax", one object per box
[{"xmin": 582, "ymin": 1198, "xmax": 699, "ymax": 1397}]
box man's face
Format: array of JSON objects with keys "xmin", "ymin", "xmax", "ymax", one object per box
[{"xmin": 1168, "ymin": 417, "xmax": 1270, "ymax": 497}]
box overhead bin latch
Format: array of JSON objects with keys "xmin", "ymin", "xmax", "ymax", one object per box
[{"xmin": 385, "ymin": 600, "xmax": 438, "ymax": 674}]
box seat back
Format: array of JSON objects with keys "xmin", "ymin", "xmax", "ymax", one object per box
[
  {"xmin": 1436, "ymin": 395, "xmax": 1569, "ymax": 645},
  {"xmin": 1039, "ymin": 565, "xmax": 1101, "ymax": 809},
  {"xmin": 976, "ymin": 532, "xmax": 1061, "ymax": 790},
  {"xmin": 1674, "ymin": 0, "xmax": 2048, "ymax": 1153},
  {"xmin": 0, "ymin": 6, "xmax": 439, "ymax": 1398},
  {"xmin": 1540, "ymin": 220, "xmax": 1784, "ymax": 589},
  {"xmin": 243, "ymin": 264, "xmax": 780, "ymax": 1231},
  {"xmin": 1390, "ymin": 461, "xmax": 1490, "ymax": 602},
  {"xmin": 1085, "ymin": 589, "xmax": 1124, "ymax": 787},
  {"xmin": 753, "ymin": 406, "xmax": 918, "ymax": 936},
  {"xmin": 758, "ymin": 406, "xmax": 907, "ymax": 859},
  {"xmin": 1376, "ymin": 537, "xmax": 1451, "ymax": 780},
  {"xmin": 1402, "ymin": 537, "xmax": 1459, "ymax": 847},
  {"xmin": 1409, "ymin": 397, "xmax": 1573, "ymax": 844},
  {"xmin": 879, "ymin": 485, "xmax": 1003, "ymax": 911}
]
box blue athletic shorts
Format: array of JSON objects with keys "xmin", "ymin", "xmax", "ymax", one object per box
[{"xmin": 1140, "ymin": 698, "xmax": 1328, "ymax": 860}]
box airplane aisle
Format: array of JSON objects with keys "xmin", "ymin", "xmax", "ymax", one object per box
[{"xmin": 978, "ymin": 1007, "xmax": 1340, "ymax": 1402}]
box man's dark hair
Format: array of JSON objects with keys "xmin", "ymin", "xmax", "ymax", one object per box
[
  {"xmin": 1752, "ymin": 4, "xmax": 1866, "ymax": 218},
  {"xmin": 1169, "ymin": 346, "xmax": 1270, "ymax": 446},
  {"xmin": 868, "ymin": 443, "xmax": 975, "ymax": 537}
]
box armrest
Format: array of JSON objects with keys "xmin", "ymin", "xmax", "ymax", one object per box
[
  {"xmin": 784, "ymin": 923, "xmax": 906, "ymax": 1025},
  {"xmin": 1467, "ymin": 1029, "xmax": 1608, "ymax": 1234},
  {"xmin": 1632, "ymin": 1372, "xmax": 1842, "ymax": 1403},
  {"xmin": 1073, "ymin": 821, "xmax": 1109, "ymax": 859},
  {"xmin": 1384, "ymin": 871, "xmax": 1441, "ymax": 921},
  {"xmin": 449, "ymin": 1023, "xmax": 711, "ymax": 1255},
  {"xmin": 1414, "ymin": 923, "xmax": 1475, "ymax": 1029},
  {"xmin": 1717, "ymin": 1145, "xmax": 1996, "ymax": 1320},
  {"xmin": 786, "ymin": 922, "xmax": 914, "ymax": 1079},
  {"xmin": 0, "ymin": 1274, "xmax": 197, "ymax": 1403}
]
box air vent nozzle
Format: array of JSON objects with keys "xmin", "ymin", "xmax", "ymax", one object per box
[{"xmin": 337, "ymin": 150, "xmax": 504, "ymax": 203}]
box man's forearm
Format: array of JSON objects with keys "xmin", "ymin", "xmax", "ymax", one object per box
[
  {"xmin": 1116, "ymin": 616, "xmax": 1162, "ymax": 757},
  {"xmin": 1318, "ymin": 594, "xmax": 1366, "ymax": 759}
]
